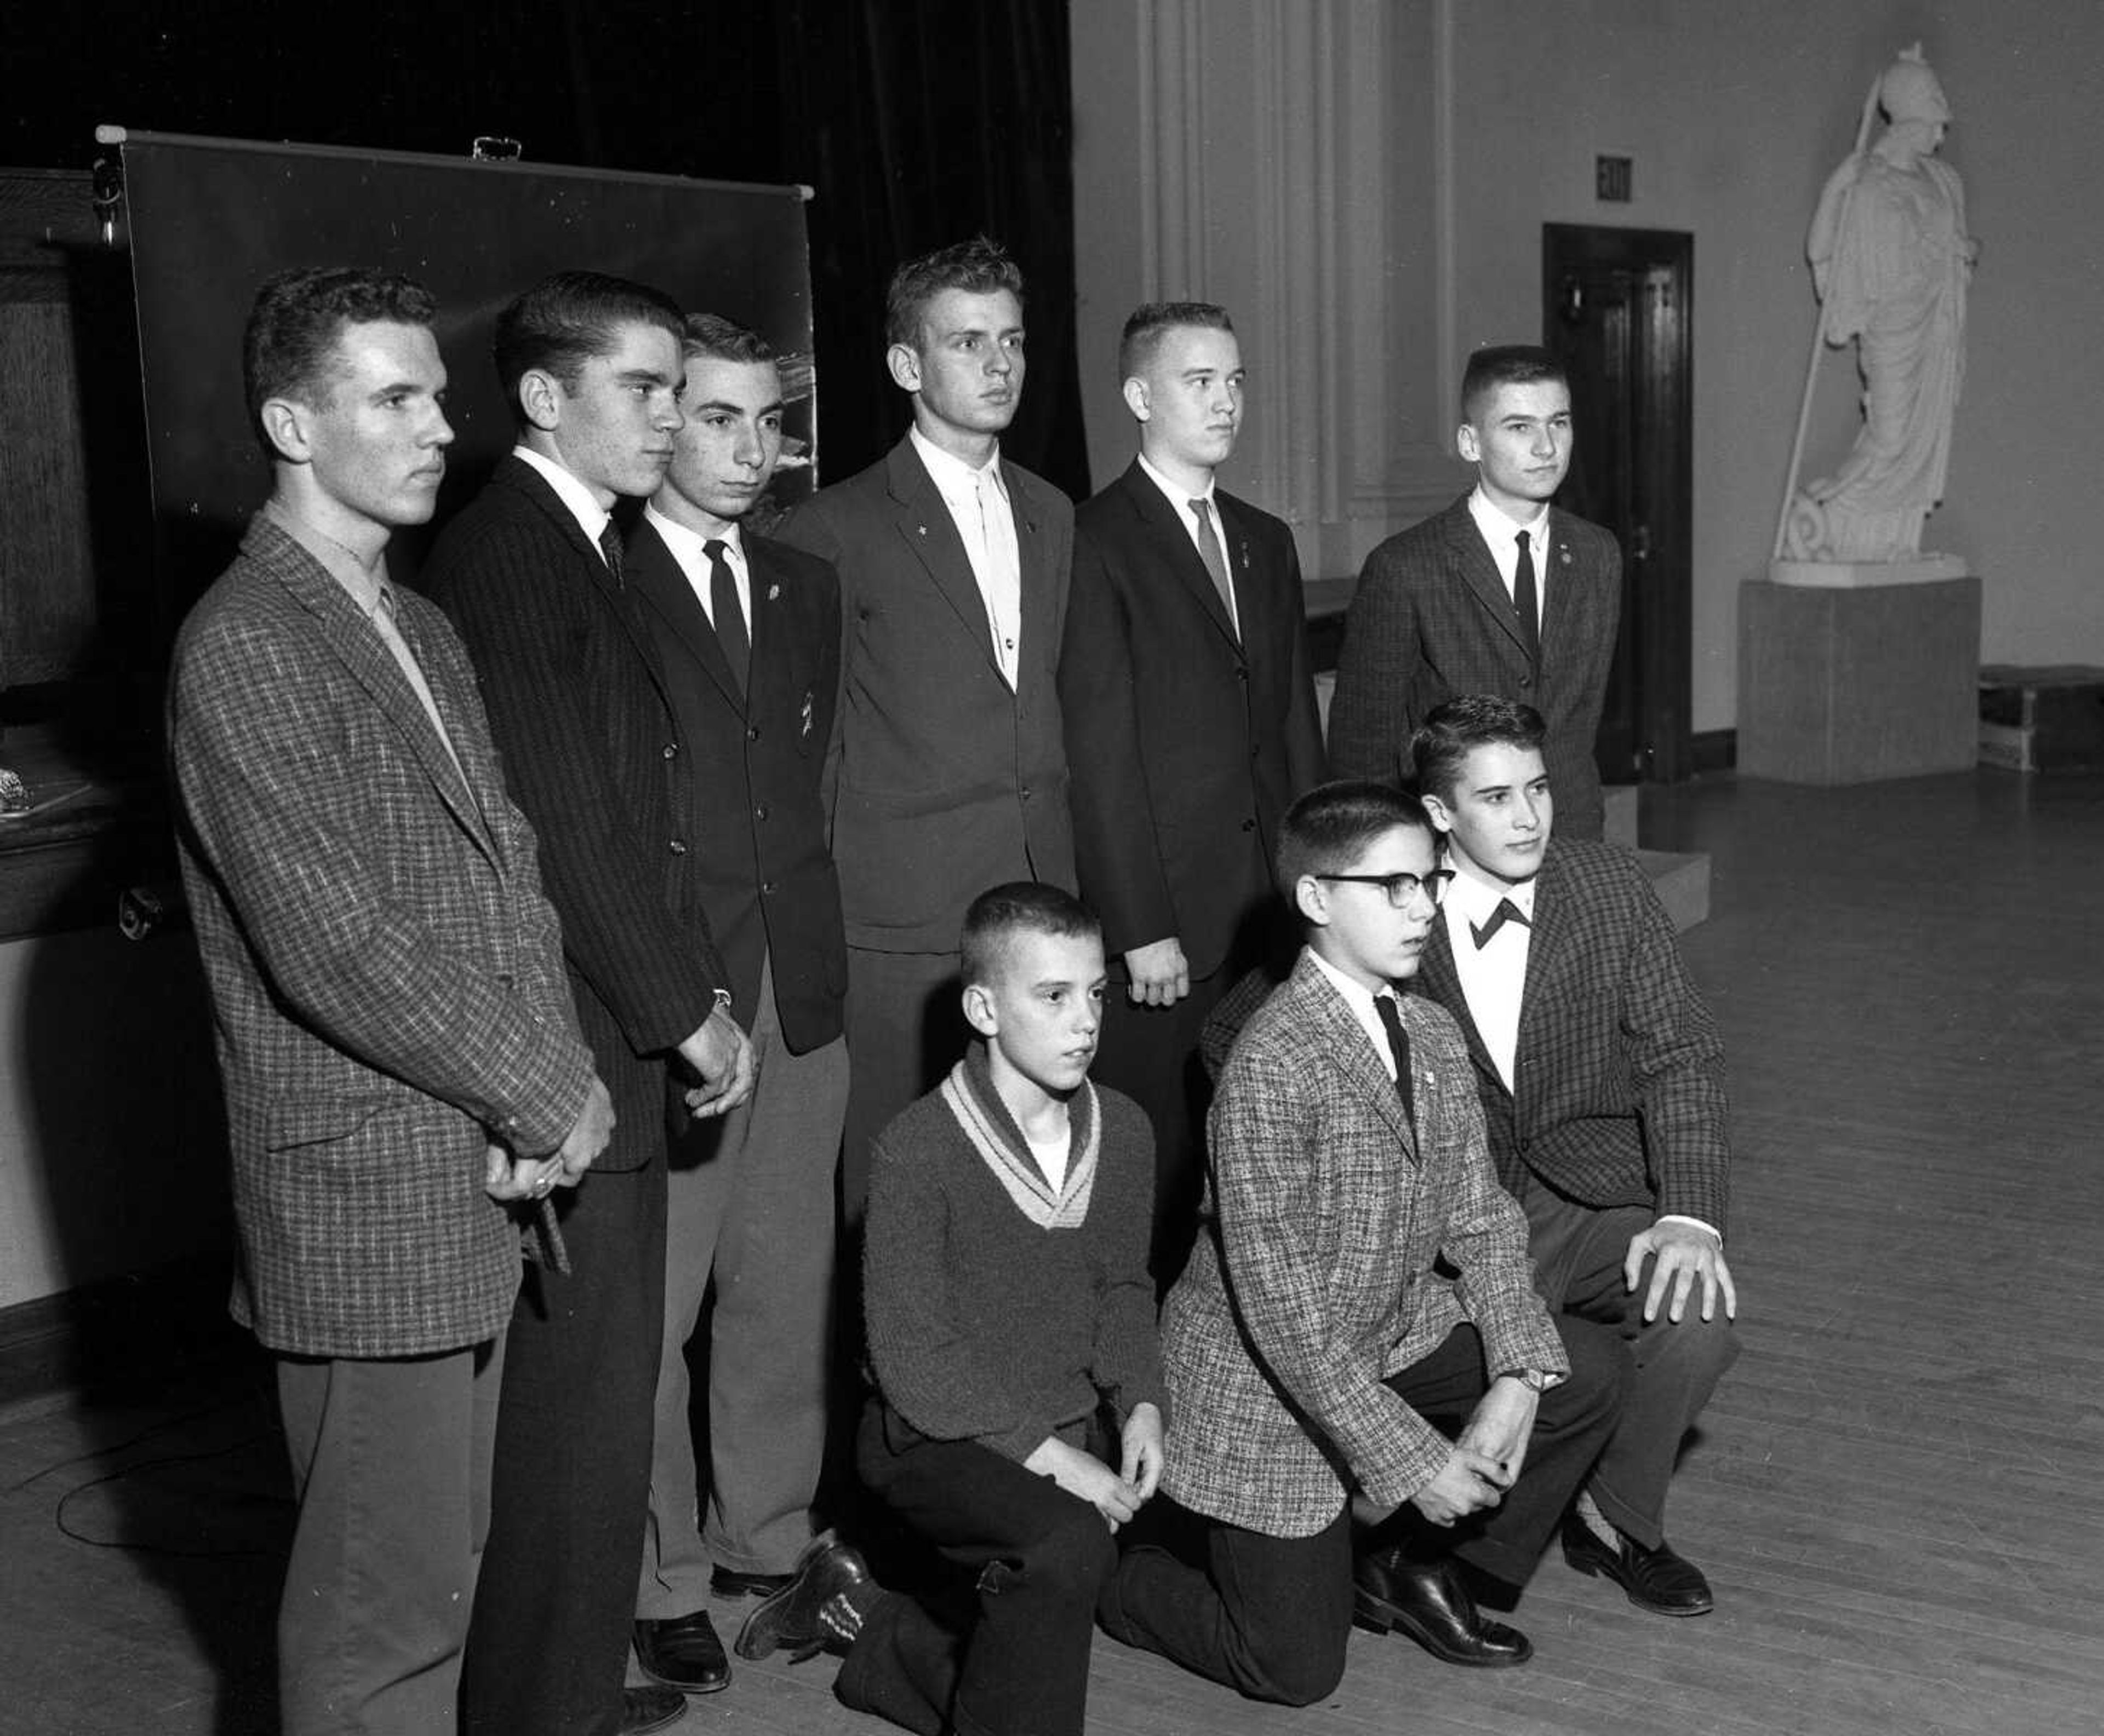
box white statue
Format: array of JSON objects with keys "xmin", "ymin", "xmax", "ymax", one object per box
[{"xmin": 1782, "ymin": 46, "xmax": 1976, "ymax": 565}]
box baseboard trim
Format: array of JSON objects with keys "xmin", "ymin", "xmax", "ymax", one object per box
[{"xmin": 0, "ymin": 1253, "xmax": 251, "ymax": 1410}]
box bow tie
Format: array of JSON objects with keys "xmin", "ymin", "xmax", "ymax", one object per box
[{"xmin": 1471, "ymin": 898, "xmax": 1530, "ymax": 949}]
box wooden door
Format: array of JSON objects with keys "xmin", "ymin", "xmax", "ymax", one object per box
[{"xmin": 1541, "ymin": 224, "xmax": 1693, "ymax": 783}]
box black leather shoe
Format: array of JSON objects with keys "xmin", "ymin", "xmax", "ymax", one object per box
[
  {"xmin": 633, "ymin": 1608, "xmax": 731, "ymax": 1694},
  {"xmin": 734, "ymin": 1533, "xmax": 879, "ymax": 1663},
  {"xmin": 1560, "ymin": 1517, "xmax": 1714, "ymax": 1616},
  {"xmin": 620, "ymin": 1684, "xmax": 689, "ymax": 1735},
  {"xmin": 711, "ymin": 1565, "xmax": 794, "ymax": 1599},
  {"xmin": 1352, "ymin": 1550, "xmax": 1533, "ymax": 1667}
]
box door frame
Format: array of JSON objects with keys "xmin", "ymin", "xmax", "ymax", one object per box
[{"xmin": 1541, "ymin": 222, "xmax": 1694, "ymax": 784}]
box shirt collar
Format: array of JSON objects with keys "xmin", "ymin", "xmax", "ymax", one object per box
[
  {"xmin": 513, "ymin": 444, "xmax": 613, "ymax": 551},
  {"xmin": 1136, "ymin": 450, "xmax": 1216, "ymax": 517},
  {"xmin": 1467, "ymin": 484, "xmax": 1551, "ymax": 550},
  {"xmin": 264, "ymin": 497, "xmax": 390, "ymax": 616},
  {"xmin": 910, "ymin": 424, "xmax": 1006, "ymax": 502},
  {"xmin": 1442, "ymin": 847, "xmax": 1539, "ymax": 922},
  {"xmin": 1306, "ymin": 942, "xmax": 1400, "ymax": 1021},
  {"xmin": 644, "ymin": 503, "xmax": 743, "ymax": 568}
]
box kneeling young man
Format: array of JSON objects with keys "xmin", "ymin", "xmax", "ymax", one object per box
[
  {"xmin": 733, "ymin": 884, "xmax": 1164, "ymax": 1736},
  {"xmin": 1099, "ymin": 781, "xmax": 1627, "ymax": 1700},
  {"xmin": 1410, "ymin": 696, "xmax": 1740, "ymax": 1615}
]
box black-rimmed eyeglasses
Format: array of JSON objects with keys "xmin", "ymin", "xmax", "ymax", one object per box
[{"xmin": 1313, "ymin": 869, "xmax": 1455, "ymax": 908}]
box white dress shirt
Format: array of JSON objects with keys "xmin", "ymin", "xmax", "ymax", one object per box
[
  {"xmin": 1467, "ymin": 486, "xmax": 1551, "ymax": 631},
  {"xmin": 910, "ymin": 425, "xmax": 1023, "ymax": 687},
  {"xmin": 1439, "ymin": 861, "xmax": 1536, "ymax": 1095},
  {"xmin": 644, "ymin": 505, "xmax": 751, "ymax": 636},
  {"xmin": 1135, "ymin": 451, "xmax": 1240, "ymax": 637},
  {"xmin": 514, "ymin": 444, "xmax": 616, "ymax": 565}
]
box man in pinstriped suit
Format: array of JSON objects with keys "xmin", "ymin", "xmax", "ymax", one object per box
[
  {"xmin": 169, "ymin": 267, "xmax": 611, "ymax": 1736},
  {"xmin": 1328, "ymin": 346, "xmax": 1621, "ymax": 841},
  {"xmin": 1411, "ymin": 696, "xmax": 1739, "ymax": 1617}
]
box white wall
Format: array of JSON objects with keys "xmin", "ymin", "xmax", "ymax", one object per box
[{"xmin": 1072, "ymin": 0, "xmax": 2104, "ymax": 731}]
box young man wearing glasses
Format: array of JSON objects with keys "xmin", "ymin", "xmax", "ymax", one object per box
[
  {"xmin": 1097, "ymin": 780, "xmax": 1627, "ymax": 1700},
  {"xmin": 1410, "ymin": 695, "xmax": 1739, "ymax": 1619}
]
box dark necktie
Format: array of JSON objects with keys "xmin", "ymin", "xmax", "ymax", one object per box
[
  {"xmin": 1513, "ymin": 528, "xmax": 1540, "ymax": 669},
  {"xmin": 1471, "ymin": 897, "xmax": 1530, "ymax": 950},
  {"xmin": 1373, "ymin": 992, "xmax": 1416, "ymax": 1132},
  {"xmin": 1189, "ymin": 499, "xmax": 1239, "ymax": 638},
  {"xmin": 705, "ymin": 538, "xmax": 750, "ymax": 696},
  {"xmin": 598, "ymin": 521, "xmax": 625, "ymax": 587}
]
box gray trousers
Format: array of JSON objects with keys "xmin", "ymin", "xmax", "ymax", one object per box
[
  {"xmin": 1521, "ymin": 1174, "xmax": 1741, "ymax": 1547},
  {"xmin": 637, "ymin": 953, "xmax": 848, "ymax": 1614},
  {"xmin": 275, "ymin": 1337, "xmax": 505, "ymax": 1735}
]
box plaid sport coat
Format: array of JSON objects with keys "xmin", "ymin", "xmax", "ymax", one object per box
[
  {"xmin": 1415, "ymin": 838, "xmax": 1730, "ymax": 1230},
  {"xmin": 169, "ymin": 512, "xmax": 596, "ymax": 1358},
  {"xmin": 1327, "ymin": 494, "xmax": 1620, "ymax": 841},
  {"xmin": 1160, "ymin": 950, "xmax": 1568, "ymax": 1538}
]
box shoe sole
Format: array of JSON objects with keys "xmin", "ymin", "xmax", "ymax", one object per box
[
  {"xmin": 634, "ymin": 1656, "xmax": 733, "ymax": 1695},
  {"xmin": 1561, "ymin": 1544, "xmax": 1714, "ymax": 1617},
  {"xmin": 1351, "ymin": 1588, "xmax": 1533, "ymax": 1668}
]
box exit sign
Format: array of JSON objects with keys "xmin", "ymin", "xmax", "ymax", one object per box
[{"xmin": 1596, "ymin": 156, "xmax": 1632, "ymax": 202}]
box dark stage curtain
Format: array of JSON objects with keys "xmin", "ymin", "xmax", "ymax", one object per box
[{"xmin": 13, "ymin": 0, "xmax": 1090, "ymax": 498}]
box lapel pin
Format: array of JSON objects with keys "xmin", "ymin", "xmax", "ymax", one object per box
[
  {"xmin": 1560, "ymin": 548, "xmax": 1571, "ymax": 564},
  {"xmin": 917, "ymin": 524, "xmax": 928, "ymax": 537},
  {"xmin": 768, "ymin": 583, "xmax": 781, "ymax": 601}
]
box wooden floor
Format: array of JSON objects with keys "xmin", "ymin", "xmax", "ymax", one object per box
[{"xmin": 4, "ymin": 769, "xmax": 2102, "ymax": 1736}]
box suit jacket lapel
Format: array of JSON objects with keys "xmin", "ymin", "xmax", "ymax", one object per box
[
  {"xmin": 500, "ymin": 458, "xmax": 678, "ymax": 713},
  {"xmin": 1007, "ymin": 458, "xmax": 1064, "ymax": 695},
  {"xmin": 1419, "ymin": 920, "xmax": 1505, "ymax": 1098},
  {"xmin": 1293, "ymin": 957, "xmax": 1415, "ymax": 1158},
  {"xmin": 1119, "ymin": 463, "xmax": 1240, "ymax": 648},
  {"xmin": 886, "ymin": 439, "xmax": 1007, "ymax": 680},
  {"xmin": 259, "ymin": 529, "xmax": 497, "ymax": 863},
  {"xmin": 1443, "ymin": 496, "xmax": 1531, "ymax": 660},
  {"xmin": 1539, "ymin": 506, "xmax": 1590, "ymax": 660},
  {"xmin": 1516, "ymin": 846, "xmax": 1571, "ymax": 1062},
  {"xmin": 627, "ymin": 518, "xmax": 745, "ymax": 713}
]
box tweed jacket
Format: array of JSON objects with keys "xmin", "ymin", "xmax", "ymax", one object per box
[
  {"xmin": 1160, "ymin": 950, "xmax": 1568, "ymax": 1537},
  {"xmin": 1060, "ymin": 462, "xmax": 1326, "ymax": 981},
  {"xmin": 1415, "ymin": 838, "xmax": 1730, "ymax": 1229},
  {"xmin": 423, "ymin": 457, "xmax": 731, "ymax": 1173},
  {"xmin": 626, "ymin": 517, "xmax": 848, "ymax": 1054},
  {"xmin": 169, "ymin": 512, "xmax": 595, "ymax": 1359},
  {"xmin": 775, "ymin": 434, "xmax": 1076, "ymax": 953},
  {"xmin": 1328, "ymin": 494, "xmax": 1621, "ymax": 840}
]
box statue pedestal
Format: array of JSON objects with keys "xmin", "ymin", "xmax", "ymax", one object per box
[{"xmin": 1738, "ymin": 572, "xmax": 1980, "ymax": 784}]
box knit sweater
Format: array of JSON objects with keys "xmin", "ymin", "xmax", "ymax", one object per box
[{"xmin": 863, "ymin": 1043, "xmax": 1165, "ymax": 1462}]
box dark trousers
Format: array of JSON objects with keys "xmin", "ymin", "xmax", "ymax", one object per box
[
  {"xmin": 1522, "ymin": 1178, "xmax": 1741, "ymax": 1548},
  {"xmin": 839, "ymin": 946, "xmax": 968, "ymax": 1230},
  {"xmin": 275, "ymin": 1340, "xmax": 505, "ymax": 1736},
  {"xmin": 460, "ymin": 1157, "xmax": 667, "ymax": 1736},
  {"xmin": 1091, "ymin": 965, "xmax": 1233, "ymax": 1289},
  {"xmin": 836, "ymin": 1402, "xmax": 1118, "ymax": 1736},
  {"xmin": 1100, "ymin": 1320, "xmax": 1625, "ymax": 1702}
]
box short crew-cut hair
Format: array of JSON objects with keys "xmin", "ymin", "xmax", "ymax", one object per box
[
  {"xmin": 959, "ymin": 881, "xmax": 1101, "ymax": 988},
  {"xmin": 1274, "ymin": 781, "xmax": 1433, "ymax": 896},
  {"xmin": 1410, "ymin": 695, "xmax": 1548, "ymax": 803},
  {"xmin": 1460, "ymin": 343, "xmax": 1568, "ymax": 426},
  {"xmin": 884, "ymin": 236, "xmax": 1025, "ymax": 351},
  {"xmin": 493, "ymin": 271, "xmax": 685, "ymax": 427},
  {"xmin": 679, "ymin": 312, "xmax": 776, "ymax": 368},
  {"xmin": 1117, "ymin": 300, "xmax": 1233, "ymax": 383},
  {"xmin": 243, "ymin": 265, "xmax": 437, "ymax": 456}
]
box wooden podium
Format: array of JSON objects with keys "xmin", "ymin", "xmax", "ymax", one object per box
[{"xmin": 1738, "ymin": 571, "xmax": 1981, "ymax": 784}]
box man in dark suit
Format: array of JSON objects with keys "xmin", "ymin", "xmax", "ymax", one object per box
[
  {"xmin": 623, "ymin": 316, "xmax": 849, "ymax": 1694},
  {"xmin": 426, "ymin": 272, "xmax": 756, "ymax": 1736},
  {"xmin": 169, "ymin": 267, "xmax": 613, "ymax": 1735},
  {"xmin": 1410, "ymin": 695, "xmax": 1739, "ymax": 1616},
  {"xmin": 1329, "ymin": 346, "xmax": 1621, "ymax": 840},
  {"xmin": 1059, "ymin": 300, "xmax": 1325, "ymax": 1282},
  {"xmin": 777, "ymin": 236, "xmax": 1075, "ymax": 1221}
]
